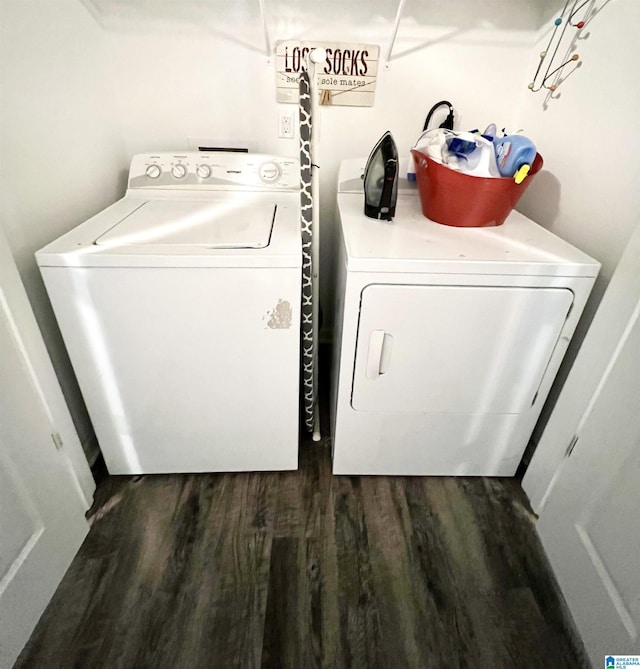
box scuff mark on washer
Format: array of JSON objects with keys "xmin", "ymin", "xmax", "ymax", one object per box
[{"xmin": 265, "ymin": 299, "xmax": 292, "ymax": 329}]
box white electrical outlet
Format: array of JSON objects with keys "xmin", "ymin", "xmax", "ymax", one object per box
[{"xmin": 278, "ymin": 109, "xmax": 296, "ymax": 139}]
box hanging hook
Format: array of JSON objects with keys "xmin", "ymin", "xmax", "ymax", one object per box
[
  {"xmin": 386, "ymin": 0, "xmax": 407, "ymax": 65},
  {"xmin": 258, "ymin": 0, "xmax": 271, "ymax": 59},
  {"xmin": 542, "ymin": 53, "xmax": 580, "ymax": 90},
  {"xmin": 528, "ymin": 3, "xmax": 570, "ymax": 92},
  {"xmin": 569, "ymin": 0, "xmax": 590, "ymax": 27}
]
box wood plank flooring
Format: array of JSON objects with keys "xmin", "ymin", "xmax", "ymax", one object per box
[{"xmin": 15, "ymin": 437, "xmax": 588, "ymax": 668}]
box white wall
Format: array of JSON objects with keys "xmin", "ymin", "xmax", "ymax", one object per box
[
  {"xmin": 517, "ymin": 0, "xmax": 640, "ymax": 296},
  {"xmin": 0, "ymin": 0, "xmax": 127, "ymax": 457},
  {"xmin": 512, "ymin": 0, "xmax": 640, "ymax": 450}
]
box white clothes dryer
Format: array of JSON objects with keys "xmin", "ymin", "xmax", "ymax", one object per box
[
  {"xmin": 331, "ymin": 159, "xmax": 600, "ymax": 476},
  {"xmin": 37, "ymin": 152, "xmax": 301, "ymax": 474}
]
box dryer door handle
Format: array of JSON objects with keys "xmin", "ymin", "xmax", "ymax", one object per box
[{"xmin": 366, "ymin": 330, "xmax": 393, "ymax": 379}]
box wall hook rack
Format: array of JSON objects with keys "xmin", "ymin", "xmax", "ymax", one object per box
[{"xmin": 528, "ymin": 0, "xmax": 600, "ymax": 94}]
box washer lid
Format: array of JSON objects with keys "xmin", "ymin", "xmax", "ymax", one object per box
[{"xmin": 95, "ymin": 199, "xmax": 276, "ymax": 248}]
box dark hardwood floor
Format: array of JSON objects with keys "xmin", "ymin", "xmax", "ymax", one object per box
[{"xmin": 16, "ymin": 430, "xmax": 588, "ymax": 669}]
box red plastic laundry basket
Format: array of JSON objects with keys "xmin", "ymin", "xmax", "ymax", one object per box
[{"xmin": 411, "ymin": 148, "xmax": 543, "ymax": 227}]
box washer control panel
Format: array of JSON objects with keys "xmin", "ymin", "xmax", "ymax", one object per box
[{"xmin": 129, "ymin": 152, "xmax": 299, "ymax": 190}]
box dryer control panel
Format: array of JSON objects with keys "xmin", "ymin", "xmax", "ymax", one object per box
[{"xmin": 128, "ymin": 152, "xmax": 300, "ymax": 191}]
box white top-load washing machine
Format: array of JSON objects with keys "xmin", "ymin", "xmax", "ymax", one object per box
[
  {"xmin": 331, "ymin": 159, "xmax": 600, "ymax": 476},
  {"xmin": 37, "ymin": 152, "xmax": 301, "ymax": 474}
]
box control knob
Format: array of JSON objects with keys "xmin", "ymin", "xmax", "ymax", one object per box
[
  {"xmin": 145, "ymin": 164, "xmax": 161, "ymax": 179},
  {"xmin": 259, "ymin": 161, "xmax": 281, "ymax": 184},
  {"xmin": 171, "ymin": 163, "xmax": 188, "ymax": 179},
  {"xmin": 196, "ymin": 164, "xmax": 212, "ymax": 179}
]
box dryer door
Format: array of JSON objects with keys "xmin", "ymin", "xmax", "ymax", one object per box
[{"xmin": 351, "ymin": 284, "xmax": 573, "ymax": 414}]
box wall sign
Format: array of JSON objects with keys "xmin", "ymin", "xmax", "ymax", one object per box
[{"xmin": 275, "ymin": 40, "xmax": 379, "ymax": 107}]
